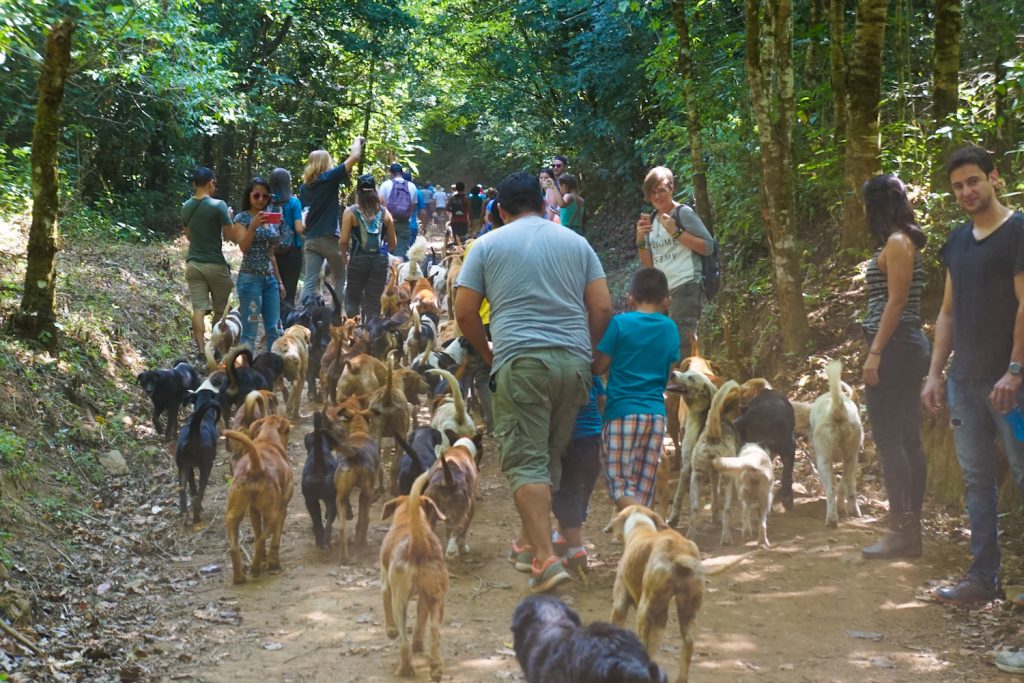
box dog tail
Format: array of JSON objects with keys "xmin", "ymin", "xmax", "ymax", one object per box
[
  {"xmin": 392, "ymin": 430, "xmax": 419, "ymax": 461},
  {"xmin": 384, "ymin": 354, "xmax": 395, "ymax": 407},
  {"xmin": 224, "ymin": 430, "xmax": 263, "ymax": 474},
  {"xmin": 223, "ymin": 345, "xmax": 251, "ymax": 399},
  {"xmin": 688, "ymin": 330, "xmax": 700, "ymax": 359},
  {"xmin": 705, "ymin": 379, "xmax": 739, "ymax": 442},
  {"xmin": 242, "ymin": 390, "xmax": 267, "ymax": 424},
  {"xmin": 408, "ymin": 471, "xmax": 431, "ymax": 554},
  {"xmin": 711, "ymin": 455, "xmax": 748, "ymax": 475},
  {"xmin": 427, "ymin": 368, "xmax": 465, "ymax": 423},
  {"xmin": 439, "ymin": 452, "xmax": 454, "ymax": 487},
  {"xmin": 312, "ymin": 411, "xmax": 329, "ymax": 473},
  {"xmin": 324, "ymin": 281, "xmax": 342, "ymax": 322},
  {"xmin": 672, "ymin": 554, "xmax": 704, "ymax": 579},
  {"xmin": 826, "ymin": 359, "xmax": 845, "ymax": 422},
  {"xmin": 406, "ymin": 235, "xmax": 429, "ymax": 279},
  {"xmin": 417, "ymin": 338, "xmax": 435, "ymax": 367}
]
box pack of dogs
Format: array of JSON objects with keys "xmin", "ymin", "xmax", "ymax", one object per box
[{"xmin": 136, "ymin": 249, "xmax": 865, "ymax": 681}]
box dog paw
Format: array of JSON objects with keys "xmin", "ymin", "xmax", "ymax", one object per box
[
  {"xmin": 779, "ymin": 493, "xmax": 794, "ymax": 512},
  {"xmin": 429, "ymin": 666, "xmax": 443, "ymax": 682},
  {"xmin": 826, "ymin": 516, "xmax": 838, "ymax": 528},
  {"xmin": 386, "ymin": 627, "xmax": 399, "ymax": 639},
  {"xmin": 412, "ymin": 639, "xmax": 423, "ymax": 653},
  {"xmin": 396, "ymin": 663, "xmax": 415, "ymax": 677},
  {"xmin": 445, "ymin": 538, "xmax": 459, "ymax": 560}
]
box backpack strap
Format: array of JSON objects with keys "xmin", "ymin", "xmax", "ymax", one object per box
[{"xmin": 183, "ymin": 196, "xmax": 209, "ymax": 227}]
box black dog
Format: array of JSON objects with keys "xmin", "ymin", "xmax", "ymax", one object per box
[
  {"xmin": 302, "ymin": 411, "xmax": 339, "ymax": 549},
  {"xmin": 733, "ymin": 389, "xmax": 797, "ymax": 510},
  {"xmin": 137, "ymin": 359, "xmax": 200, "ymax": 440},
  {"xmin": 174, "ymin": 388, "xmax": 221, "ymax": 524},
  {"xmin": 394, "ymin": 426, "xmax": 442, "ymax": 495},
  {"xmin": 222, "ymin": 346, "xmax": 283, "ymax": 412},
  {"xmin": 512, "ymin": 595, "xmax": 668, "ymax": 683}
]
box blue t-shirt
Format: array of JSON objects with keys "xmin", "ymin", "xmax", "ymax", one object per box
[
  {"xmin": 597, "ymin": 311, "xmax": 681, "ymax": 422},
  {"xmin": 278, "ymin": 196, "xmax": 304, "ymax": 249},
  {"xmin": 298, "ymin": 164, "xmax": 350, "ymax": 239},
  {"xmin": 573, "ymin": 376, "xmax": 605, "ymax": 439}
]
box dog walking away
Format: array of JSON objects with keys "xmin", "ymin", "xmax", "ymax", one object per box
[
  {"xmin": 174, "ymin": 389, "xmax": 221, "ymax": 524},
  {"xmin": 223, "ymin": 415, "xmax": 294, "ymax": 584},
  {"xmin": 271, "ymin": 324, "xmax": 311, "ymax": 419},
  {"xmin": 380, "ymin": 471, "xmax": 449, "ymax": 681},
  {"xmin": 810, "ymin": 359, "xmax": 864, "ymax": 527},
  {"xmin": 137, "ymin": 359, "xmax": 201, "ymax": 440},
  {"xmin": 732, "ymin": 386, "xmax": 796, "ymax": 511},
  {"xmin": 512, "ymin": 594, "xmax": 668, "ymax": 683},
  {"xmin": 395, "ymin": 426, "xmax": 441, "ymax": 494},
  {"xmin": 427, "ymin": 368, "xmax": 478, "ymax": 450},
  {"xmin": 713, "ymin": 442, "xmax": 774, "ymax": 546},
  {"xmin": 367, "ymin": 354, "xmax": 412, "ymax": 495},
  {"xmin": 607, "ymin": 506, "xmax": 704, "ymax": 683},
  {"xmin": 424, "ymin": 433, "xmax": 481, "ymax": 559},
  {"xmin": 302, "ymin": 411, "xmax": 339, "ymax": 549},
  {"xmin": 205, "ymin": 308, "xmax": 242, "ymax": 370}
]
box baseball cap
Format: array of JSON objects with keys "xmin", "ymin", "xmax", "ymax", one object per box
[
  {"xmin": 357, "ymin": 173, "xmax": 375, "ymax": 190},
  {"xmin": 389, "ymin": 162, "xmax": 403, "ymax": 174}
]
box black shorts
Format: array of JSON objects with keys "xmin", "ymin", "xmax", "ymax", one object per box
[{"xmin": 452, "ymin": 221, "xmax": 469, "ymax": 239}]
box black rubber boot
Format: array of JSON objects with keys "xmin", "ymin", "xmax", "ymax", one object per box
[{"xmin": 862, "ymin": 512, "xmax": 921, "ymax": 559}]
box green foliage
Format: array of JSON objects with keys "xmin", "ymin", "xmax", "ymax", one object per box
[{"xmin": 0, "ymin": 427, "xmax": 32, "ymax": 482}]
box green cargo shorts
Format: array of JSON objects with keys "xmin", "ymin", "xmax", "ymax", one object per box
[
  {"xmin": 668, "ymin": 281, "xmax": 702, "ymax": 347},
  {"xmin": 492, "ymin": 348, "xmax": 591, "ymax": 493}
]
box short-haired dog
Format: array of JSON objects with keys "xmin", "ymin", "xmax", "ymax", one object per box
[
  {"xmin": 687, "ymin": 380, "xmax": 742, "ymax": 539},
  {"xmin": 424, "ymin": 433, "xmax": 481, "ymax": 559},
  {"xmin": 174, "ymin": 389, "xmax": 221, "ymax": 524},
  {"xmin": 205, "ymin": 308, "xmax": 242, "ymax": 370},
  {"xmin": 665, "ymin": 369, "xmax": 718, "ymax": 528},
  {"xmin": 330, "ymin": 399, "xmax": 381, "ymax": 564},
  {"xmin": 302, "ymin": 411, "xmax": 339, "ymax": 549},
  {"xmin": 713, "ymin": 442, "xmax": 774, "ymax": 546},
  {"xmin": 733, "ymin": 387, "xmax": 796, "ymax": 511},
  {"xmin": 137, "ymin": 359, "xmax": 200, "ymax": 440},
  {"xmin": 810, "ymin": 359, "xmax": 864, "ymax": 527},
  {"xmin": 271, "ymin": 323, "xmax": 310, "ymax": 419}
]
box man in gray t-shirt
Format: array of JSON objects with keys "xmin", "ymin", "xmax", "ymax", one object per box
[{"xmin": 456, "ymin": 172, "xmax": 612, "ymax": 592}]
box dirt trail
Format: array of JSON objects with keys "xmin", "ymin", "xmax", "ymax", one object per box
[{"xmin": 154, "ymin": 392, "xmax": 1009, "ymax": 683}]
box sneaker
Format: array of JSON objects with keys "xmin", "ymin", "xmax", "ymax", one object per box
[
  {"xmin": 551, "ymin": 531, "xmax": 568, "ymax": 557},
  {"xmin": 563, "ymin": 549, "xmax": 589, "ymax": 577},
  {"xmin": 508, "ymin": 541, "xmax": 534, "ymax": 573},
  {"xmin": 528, "ymin": 555, "xmax": 572, "ymax": 593},
  {"xmin": 933, "ymin": 576, "xmax": 1005, "ymax": 607},
  {"xmin": 995, "ymin": 648, "xmax": 1024, "ymax": 674}
]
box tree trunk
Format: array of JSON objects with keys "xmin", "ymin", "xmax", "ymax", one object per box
[
  {"xmin": 828, "ymin": 0, "xmax": 847, "ymax": 144},
  {"xmin": 744, "ymin": 0, "xmax": 810, "ymax": 355},
  {"xmin": 14, "ymin": 17, "xmax": 75, "ymax": 351},
  {"xmin": 931, "ymin": 0, "xmax": 961, "ymax": 123},
  {"xmin": 670, "ymin": 0, "xmax": 715, "ymax": 231},
  {"xmin": 802, "ymin": 0, "xmax": 826, "ymax": 87},
  {"xmin": 839, "ymin": 0, "xmax": 888, "ymax": 252}
]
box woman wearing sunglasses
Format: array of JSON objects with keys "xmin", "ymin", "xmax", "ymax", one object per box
[{"xmin": 232, "ymin": 177, "xmax": 285, "ymax": 351}]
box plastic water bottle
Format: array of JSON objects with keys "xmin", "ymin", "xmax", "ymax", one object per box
[{"xmin": 1004, "ymin": 407, "xmax": 1024, "ymax": 441}]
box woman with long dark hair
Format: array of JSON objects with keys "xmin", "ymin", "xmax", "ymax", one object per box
[
  {"xmin": 860, "ymin": 173, "xmax": 930, "ymax": 560},
  {"xmin": 339, "ymin": 173, "xmax": 397, "ymax": 319},
  {"xmin": 233, "ymin": 177, "xmax": 284, "ymax": 351}
]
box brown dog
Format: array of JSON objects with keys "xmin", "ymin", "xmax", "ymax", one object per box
[
  {"xmin": 394, "ymin": 367, "xmax": 431, "ymax": 425},
  {"xmin": 424, "ymin": 434, "xmax": 481, "ymax": 560},
  {"xmin": 227, "ymin": 389, "xmax": 278, "ymax": 463},
  {"xmin": 329, "ymin": 398, "xmax": 381, "ymax": 564},
  {"xmin": 411, "ymin": 276, "xmax": 441, "ymax": 319},
  {"xmin": 368, "ymin": 357, "xmax": 411, "ymax": 495},
  {"xmin": 223, "ymin": 415, "xmax": 294, "ymax": 584},
  {"xmin": 337, "ymin": 353, "xmax": 388, "ymax": 400},
  {"xmin": 271, "ymin": 324, "xmax": 310, "ymax": 419},
  {"xmin": 607, "ymin": 505, "xmax": 704, "ymax": 683},
  {"xmin": 380, "ymin": 471, "xmax": 448, "ymax": 681}
]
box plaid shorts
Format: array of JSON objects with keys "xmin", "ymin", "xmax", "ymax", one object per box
[{"xmin": 602, "ymin": 414, "xmax": 666, "ymax": 507}]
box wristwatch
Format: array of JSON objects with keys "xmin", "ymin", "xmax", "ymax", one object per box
[{"xmin": 1010, "ymin": 361, "xmax": 1022, "ymax": 376}]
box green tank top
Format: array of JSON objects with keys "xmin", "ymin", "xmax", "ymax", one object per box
[{"xmin": 560, "ymin": 197, "xmax": 584, "ymax": 235}]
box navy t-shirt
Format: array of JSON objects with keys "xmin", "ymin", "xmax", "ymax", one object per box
[
  {"xmin": 941, "ymin": 211, "xmax": 1024, "ymax": 381},
  {"xmin": 298, "ymin": 165, "xmax": 350, "ymax": 239}
]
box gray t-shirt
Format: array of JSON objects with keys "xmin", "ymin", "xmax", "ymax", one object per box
[{"xmin": 457, "ymin": 214, "xmax": 606, "ymax": 372}]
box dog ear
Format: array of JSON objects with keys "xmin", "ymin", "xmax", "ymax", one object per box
[
  {"xmin": 381, "ymin": 498, "xmax": 402, "ymax": 520},
  {"xmin": 604, "ymin": 507, "xmax": 629, "ymax": 535},
  {"xmin": 443, "ymin": 429, "xmax": 460, "ymax": 446},
  {"xmin": 420, "ymin": 495, "xmax": 446, "ymax": 522},
  {"xmin": 647, "ymin": 510, "xmax": 671, "ymax": 531}
]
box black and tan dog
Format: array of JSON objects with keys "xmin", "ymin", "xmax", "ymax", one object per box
[
  {"xmin": 137, "ymin": 359, "xmax": 201, "ymax": 440},
  {"xmin": 511, "ymin": 594, "xmax": 668, "ymax": 683},
  {"xmin": 222, "ymin": 346, "xmax": 284, "ymax": 412},
  {"xmin": 174, "ymin": 384, "xmax": 221, "ymax": 524}
]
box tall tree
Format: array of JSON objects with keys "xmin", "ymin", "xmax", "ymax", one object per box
[
  {"xmin": 932, "ymin": 0, "xmax": 962, "ymax": 123},
  {"xmin": 670, "ymin": 0, "xmax": 714, "ymax": 231},
  {"xmin": 839, "ymin": 0, "xmax": 888, "ymax": 251},
  {"xmin": 744, "ymin": 0, "xmax": 810, "ymax": 354},
  {"xmin": 828, "ymin": 0, "xmax": 847, "ymax": 143},
  {"xmin": 14, "ymin": 17, "xmax": 75, "ymax": 350}
]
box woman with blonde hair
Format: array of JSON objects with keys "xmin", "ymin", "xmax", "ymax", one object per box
[{"xmin": 297, "ymin": 137, "xmax": 363, "ymax": 305}]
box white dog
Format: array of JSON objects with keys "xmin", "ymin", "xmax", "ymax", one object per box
[
  {"xmin": 809, "ymin": 359, "xmax": 864, "ymax": 527},
  {"xmin": 427, "ymin": 369, "xmax": 477, "ymax": 452},
  {"xmin": 666, "ymin": 369, "xmax": 719, "ymax": 527},
  {"xmin": 713, "ymin": 442, "xmax": 774, "ymax": 546},
  {"xmin": 204, "ymin": 309, "xmax": 242, "ymax": 370}
]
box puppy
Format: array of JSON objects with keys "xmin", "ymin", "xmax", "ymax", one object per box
[
  {"xmin": 379, "ymin": 471, "xmax": 448, "ymax": 681},
  {"xmin": 607, "ymin": 506, "xmax": 704, "ymax": 683},
  {"xmin": 394, "ymin": 426, "xmax": 442, "ymax": 495},
  {"xmin": 330, "ymin": 399, "xmax": 381, "ymax": 564},
  {"xmin": 424, "ymin": 433, "xmax": 481, "ymax": 559},
  {"xmin": 302, "ymin": 411, "xmax": 339, "ymax": 549},
  {"xmin": 732, "ymin": 388, "xmax": 796, "ymax": 511},
  {"xmin": 205, "ymin": 308, "xmax": 242, "ymax": 370},
  {"xmin": 512, "ymin": 594, "xmax": 668, "ymax": 683},
  {"xmin": 137, "ymin": 359, "xmax": 200, "ymax": 440},
  {"xmin": 174, "ymin": 389, "xmax": 221, "ymax": 524},
  {"xmin": 810, "ymin": 359, "xmax": 864, "ymax": 527},
  {"xmin": 223, "ymin": 415, "xmax": 294, "ymax": 584},
  {"xmin": 428, "ymin": 369, "xmax": 478, "ymax": 452},
  {"xmin": 713, "ymin": 442, "xmax": 774, "ymax": 547},
  {"xmin": 687, "ymin": 380, "xmax": 742, "ymax": 539},
  {"xmin": 665, "ymin": 369, "xmax": 718, "ymax": 528},
  {"xmin": 367, "ymin": 357, "xmax": 412, "ymax": 495},
  {"xmin": 271, "ymin": 324, "xmax": 310, "ymax": 419}
]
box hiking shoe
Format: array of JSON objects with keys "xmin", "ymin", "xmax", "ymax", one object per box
[
  {"xmin": 933, "ymin": 576, "xmax": 1004, "ymax": 607},
  {"xmin": 563, "ymin": 549, "xmax": 589, "ymax": 577},
  {"xmin": 551, "ymin": 531, "xmax": 568, "ymax": 557},
  {"xmin": 996, "ymin": 648, "xmax": 1024, "ymax": 674},
  {"xmin": 508, "ymin": 541, "xmax": 534, "ymax": 573},
  {"xmin": 528, "ymin": 556, "xmax": 572, "ymax": 593}
]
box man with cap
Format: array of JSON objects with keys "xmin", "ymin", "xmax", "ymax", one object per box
[{"xmin": 378, "ymin": 163, "xmax": 418, "ymax": 258}]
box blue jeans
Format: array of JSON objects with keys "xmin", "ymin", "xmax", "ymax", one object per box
[
  {"xmin": 393, "ymin": 219, "xmax": 411, "ymax": 258},
  {"xmin": 947, "ymin": 376, "xmax": 1024, "ymax": 587},
  {"xmin": 301, "ymin": 236, "xmax": 346, "ymax": 307},
  {"xmin": 236, "ymin": 272, "xmax": 281, "ymax": 352}
]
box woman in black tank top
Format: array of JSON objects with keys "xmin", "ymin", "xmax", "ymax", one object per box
[
  {"xmin": 860, "ymin": 174, "xmax": 931, "ymax": 561},
  {"xmin": 340, "ymin": 174, "xmax": 397, "ymax": 320}
]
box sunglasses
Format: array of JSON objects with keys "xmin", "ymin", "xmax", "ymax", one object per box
[
  {"xmin": 552, "ymin": 163, "xmax": 564, "ymax": 168},
  {"xmin": 251, "ymin": 192, "xmax": 269, "ymax": 199}
]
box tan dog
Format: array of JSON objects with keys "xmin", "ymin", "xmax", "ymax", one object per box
[
  {"xmin": 424, "ymin": 434, "xmax": 481, "ymax": 559},
  {"xmin": 337, "ymin": 353, "xmax": 388, "ymax": 400},
  {"xmin": 665, "ymin": 369, "xmax": 719, "ymax": 527},
  {"xmin": 607, "ymin": 505, "xmax": 704, "ymax": 683},
  {"xmin": 328, "ymin": 397, "xmax": 381, "ymax": 564},
  {"xmin": 411, "ymin": 276, "xmax": 442, "ymax": 319},
  {"xmin": 223, "ymin": 415, "xmax": 294, "ymax": 584},
  {"xmin": 810, "ymin": 359, "xmax": 864, "ymax": 527},
  {"xmin": 367, "ymin": 357, "xmax": 411, "ymax": 495},
  {"xmin": 444, "ymin": 253, "xmax": 463, "ymax": 320},
  {"xmin": 271, "ymin": 324, "xmax": 310, "ymax": 419},
  {"xmin": 380, "ymin": 471, "xmax": 449, "ymax": 681},
  {"xmin": 713, "ymin": 442, "xmax": 774, "ymax": 547},
  {"xmin": 394, "ymin": 367, "xmax": 431, "ymax": 425},
  {"xmin": 665, "ymin": 335, "xmax": 719, "ymax": 467},
  {"xmin": 227, "ymin": 389, "xmax": 277, "ymax": 463},
  {"xmin": 380, "ymin": 263, "xmax": 404, "ymax": 318},
  {"xmin": 737, "ymin": 377, "xmax": 773, "ymax": 410},
  {"xmin": 687, "ymin": 380, "xmax": 742, "ymax": 539}
]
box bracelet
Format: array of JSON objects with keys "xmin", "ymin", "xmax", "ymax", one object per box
[
  {"xmin": 636, "ymin": 241, "xmax": 648, "ymax": 250},
  {"xmin": 672, "ymin": 227, "xmax": 684, "ymax": 240}
]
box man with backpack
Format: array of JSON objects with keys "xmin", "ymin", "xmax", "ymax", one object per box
[
  {"xmin": 379, "ymin": 163, "xmax": 418, "ymax": 258},
  {"xmin": 448, "ymin": 181, "xmax": 470, "ymax": 248}
]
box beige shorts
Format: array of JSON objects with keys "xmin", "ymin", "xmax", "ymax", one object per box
[{"xmin": 185, "ymin": 261, "xmax": 233, "ymax": 314}]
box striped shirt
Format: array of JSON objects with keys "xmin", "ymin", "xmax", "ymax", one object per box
[{"xmin": 862, "ymin": 248, "xmax": 923, "ymax": 333}]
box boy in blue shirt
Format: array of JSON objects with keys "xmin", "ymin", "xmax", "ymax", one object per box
[{"xmin": 592, "ymin": 267, "xmax": 680, "ymax": 510}]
